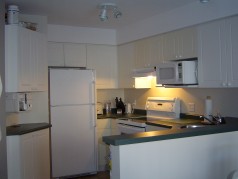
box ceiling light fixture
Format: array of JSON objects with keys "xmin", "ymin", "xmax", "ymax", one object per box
[{"xmin": 98, "ymin": 3, "xmax": 122, "ymax": 21}]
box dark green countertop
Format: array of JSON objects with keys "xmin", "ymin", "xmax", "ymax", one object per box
[
  {"xmin": 97, "ymin": 113, "xmax": 146, "ymax": 119},
  {"xmin": 103, "ymin": 117, "xmax": 238, "ymax": 146},
  {"xmin": 7, "ymin": 123, "xmax": 52, "ymax": 136}
]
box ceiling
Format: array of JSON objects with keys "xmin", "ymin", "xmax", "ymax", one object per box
[{"xmin": 5, "ymin": 0, "xmax": 196, "ymax": 30}]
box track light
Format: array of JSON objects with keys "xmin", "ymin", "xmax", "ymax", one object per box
[
  {"xmin": 113, "ymin": 8, "xmax": 122, "ymax": 19},
  {"xmin": 99, "ymin": 8, "xmax": 108, "ymax": 21},
  {"xmin": 98, "ymin": 3, "xmax": 122, "ymax": 21}
]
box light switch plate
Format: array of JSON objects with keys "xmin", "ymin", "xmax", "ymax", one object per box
[{"xmin": 188, "ymin": 103, "xmax": 195, "ymax": 112}]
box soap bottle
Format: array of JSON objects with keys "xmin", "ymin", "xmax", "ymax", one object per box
[{"xmin": 205, "ymin": 96, "xmax": 212, "ymax": 122}]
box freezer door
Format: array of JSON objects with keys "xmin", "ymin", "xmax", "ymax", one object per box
[
  {"xmin": 51, "ymin": 105, "xmax": 97, "ymax": 177},
  {"xmin": 50, "ymin": 69, "xmax": 95, "ymax": 106}
]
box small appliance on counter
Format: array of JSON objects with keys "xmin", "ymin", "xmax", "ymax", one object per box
[
  {"xmin": 5, "ymin": 92, "xmax": 32, "ymax": 112},
  {"xmin": 97, "ymin": 102, "xmax": 103, "ymax": 115},
  {"xmin": 115, "ymin": 97, "xmax": 125, "ymax": 114},
  {"xmin": 125, "ymin": 103, "xmax": 132, "ymax": 114}
]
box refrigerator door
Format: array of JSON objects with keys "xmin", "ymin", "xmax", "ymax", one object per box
[
  {"xmin": 51, "ymin": 105, "xmax": 97, "ymax": 177},
  {"xmin": 50, "ymin": 69, "xmax": 95, "ymax": 106}
]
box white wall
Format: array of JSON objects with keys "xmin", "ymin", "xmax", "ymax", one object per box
[
  {"xmin": 117, "ymin": 0, "xmax": 238, "ymax": 44},
  {"xmin": 48, "ymin": 24, "xmax": 117, "ymax": 45}
]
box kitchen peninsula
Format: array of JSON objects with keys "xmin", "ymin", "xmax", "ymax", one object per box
[{"xmin": 103, "ymin": 117, "xmax": 238, "ymax": 179}]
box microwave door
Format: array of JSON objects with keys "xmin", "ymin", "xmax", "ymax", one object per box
[{"xmin": 157, "ymin": 63, "xmax": 179, "ymax": 84}]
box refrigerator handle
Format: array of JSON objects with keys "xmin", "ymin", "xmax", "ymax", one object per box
[{"xmin": 91, "ymin": 81, "xmax": 96, "ymax": 127}]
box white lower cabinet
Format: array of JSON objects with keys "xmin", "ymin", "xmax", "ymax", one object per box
[
  {"xmin": 97, "ymin": 119, "xmax": 111, "ymax": 171},
  {"xmin": 7, "ymin": 129, "xmax": 50, "ymax": 179},
  {"xmin": 97, "ymin": 118, "xmax": 119, "ymax": 171}
]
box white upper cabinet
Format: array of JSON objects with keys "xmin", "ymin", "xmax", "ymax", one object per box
[
  {"xmin": 5, "ymin": 25, "xmax": 47, "ymax": 92},
  {"xmin": 149, "ymin": 35, "xmax": 164, "ymax": 66},
  {"xmin": 198, "ymin": 16, "xmax": 238, "ymax": 88},
  {"xmin": 47, "ymin": 42, "xmax": 64, "ymax": 66},
  {"xmin": 118, "ymin": 43, "xmax": 135, "ymax": 88},
  {"xmin": 134, "ymin": 38, "xmax": 151, "ymax": 68},
  {"xmin": 47, "ymin": 42, "xmax": 87, "ymax": 67},
  {"xmin": 87, "ymin": 44, "xmax": 118, "ymax": 89},
  {"xmin": 64, "ymin": 43, "xmax": 87, "ymax": 67},
  {"xmin": 226, "ymin": 16, "xmax": 238, "ymax": 87},
  {"xmin": 134, "ymin": 35, "xmax": 164, "ymax": 68},
  {"xmin": 163, "ymin": 27, "xmax": 198, "ymax": 61}
]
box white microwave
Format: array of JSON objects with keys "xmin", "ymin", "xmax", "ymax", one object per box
[{"xmin": 156, "ymin": 60, "xmax": 198, "ymax": 85}]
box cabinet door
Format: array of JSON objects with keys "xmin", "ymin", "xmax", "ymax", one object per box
[
  {"xmin": 33, "ymin": 129, "xmax": 50, "ymax": 179},
  {"xmin": 21, "ymin": 133, "xmax": 34, "ymax": 179},
  {"xmin": 64, "ymin": 43, "xmax": 87, "ymax": 67},
  {"xmin": 226, "ymin": 16, "xmax": 238, "ymax": 87},
  {"xmin": 97, "ymin": 119, "xmax": 111, "ymax": 171},
  {"xmin": 47, "ymin": 42, "xmax": 64, "ymax": 66},
  {"xmin": 179, "ymin": 27, "xmax": 198, "ymax": 59},
  {"xmin": 197, "ymin": 20, "xmax": 227, "ymax": 87},
  {"xmin": 149, "ymin": 35, "xmax": 164, "ymax": 66},
  {"xmin": 87, "ymin": 44, "xmax": 118, "ymax": 89},
  {"xmin": 5, "ymin": 25, "xmax": 47, "ymax": 92},
  {"xmin": 36, "ymin": 33, "xmax": 48, "ymax": 91},
  {"xmin": 30, "ymin": 32, "xmax": 47, "ymax": 91},
  {"xmin": 134, "ymin": 39, "xmax": 151, "ymax": 68},
  {"xmin": 163, "ymin": 28, "xmax": 197, "ymax": 61},
  {"xmin": 163, "ymin": 31, "xmax": 177, "ymax": 61},
  {"xmin": 118, "ymin": 43, "xmax": 135, "ymax": 88},
  {"xmin": 18, "ymin": 27, "xmax": 32, "ymax": 91}
]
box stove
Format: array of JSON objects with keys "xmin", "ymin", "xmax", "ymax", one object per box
[{"xmin": 117, "ymin": 97, "xmax": 180, "ymax": 134}]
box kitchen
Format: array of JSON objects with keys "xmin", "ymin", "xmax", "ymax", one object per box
[{"xmin": 1, "ymin": 0, "xmax": 238, "ymax": 179}]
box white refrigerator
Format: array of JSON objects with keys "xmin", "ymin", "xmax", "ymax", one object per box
[{"xmin": 49, "ymin": 68, "xmax": 97, "ymax": 178}]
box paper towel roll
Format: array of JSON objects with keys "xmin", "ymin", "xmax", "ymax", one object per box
[{"xmin": 205, "ymin": 96, "xmax": 212, "ymax": 120}]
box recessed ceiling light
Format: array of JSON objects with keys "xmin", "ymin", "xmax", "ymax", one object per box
[{"xmin": 200, "ymin": 0, "xmax": 210, "ymax": 3}]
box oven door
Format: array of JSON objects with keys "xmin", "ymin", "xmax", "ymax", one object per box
[{"xmin": 117, "ymin": 123, "xmax": 146, "ymax": 134}]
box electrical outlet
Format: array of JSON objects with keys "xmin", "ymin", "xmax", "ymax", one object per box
[{"xmin": 188, "ymin": 103, "xmax": 195, "ymax": 112}]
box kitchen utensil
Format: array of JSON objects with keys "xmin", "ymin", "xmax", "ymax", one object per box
[{"xmin": 126, "ymin": 103, "xmax": 132, "ymax": 114}]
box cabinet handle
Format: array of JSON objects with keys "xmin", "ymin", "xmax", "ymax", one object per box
[
  {"xmin": 222, "ymin": 82, "xmax": 226, "ymax": 87},
  {"xmin": 227, "ymin": 82, "xmax": 232, "ymax": 87}
]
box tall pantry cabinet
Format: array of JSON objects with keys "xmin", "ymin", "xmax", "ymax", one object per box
[{"xmin": 5, "ymin": 25, "xmax": 47, "ymax": 92}]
